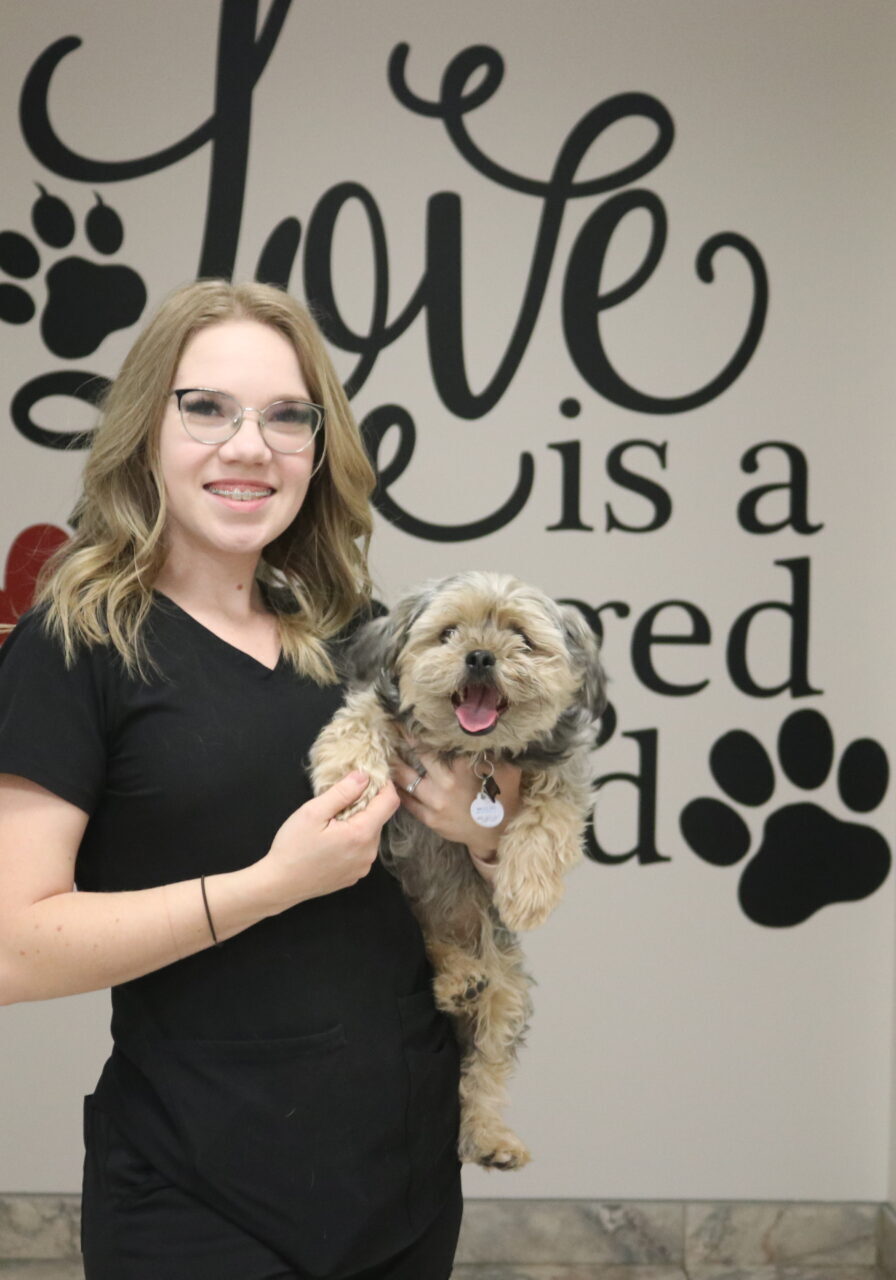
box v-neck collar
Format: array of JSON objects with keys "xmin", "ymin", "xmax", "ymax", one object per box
[{"xmin": 152, "ymin": 591, "xmax": 284, "ymax": 674}]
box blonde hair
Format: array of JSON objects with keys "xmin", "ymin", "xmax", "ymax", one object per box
[{"xmin": 36, "ymin": 279, "xmax": 375, "ymax": 683}]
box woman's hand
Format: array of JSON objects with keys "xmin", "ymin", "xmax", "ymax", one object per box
[
  {"xmin": 257, "ymin": 771, "xmax": 400, "ymax": 914},
  {"xmin": 391, "ymin": 751, "xmax": 522, "ymax": 882}
]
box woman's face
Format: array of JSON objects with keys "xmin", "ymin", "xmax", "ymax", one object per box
[{"xmin": 157, "ymin": 319, "xmax": 317, "ymax": 573}]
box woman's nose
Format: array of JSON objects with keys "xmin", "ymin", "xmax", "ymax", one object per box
[{"xmin": 218, "ymin": 410, "xmax": 271, "ymax": 462}]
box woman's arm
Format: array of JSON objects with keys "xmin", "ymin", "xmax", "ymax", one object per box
[
  {"xmin": 391, "ymin": 753, "xmax": 522, "ymax": 882},
  {"xmin": 0, "ymin": 770, "xmax": 398, "ymax": 1005}
]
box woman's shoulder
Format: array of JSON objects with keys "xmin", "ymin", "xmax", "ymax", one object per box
[
  {"xmin": 0, "ymin": 602, "xmax": 126, "ymax": 685},
  {"xmin": 0, "ymin": 603, "xmax": 60, "ymax": 664}
]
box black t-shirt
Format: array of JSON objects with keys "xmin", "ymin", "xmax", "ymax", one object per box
[{"xmin": 0, "ymin": 597, "xmax": 459, "ymax": 1275}]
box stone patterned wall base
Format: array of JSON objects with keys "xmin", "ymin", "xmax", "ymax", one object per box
[
  {"xmin": 0, "ymin": 1265, "xmax": 85, "ymax": 1279},
  {"xmin": 0, "ymin": 1195, "xmax": 889, "ymax": 1275},
  {"xmin": 455, "ymin": 1201, "xmax": 880, "ymax": 1272},
  {"xmin": 878, "ymin": 1204, "xmax": 896, "ymax": 1280},
  {"xmin": 0, "ymin": 1200, "xmax": 79, "ymax": 1264}
]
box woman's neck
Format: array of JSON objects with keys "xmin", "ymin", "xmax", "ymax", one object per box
[{"xmin": 153, "ymin": 553, "xmax": 267, "ymax": 622}]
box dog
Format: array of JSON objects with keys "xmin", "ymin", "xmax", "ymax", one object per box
[{"xmin": 309, "ymin": 571, "xmax": 606, "ymax": 1169}]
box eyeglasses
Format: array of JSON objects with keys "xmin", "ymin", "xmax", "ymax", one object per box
[{"xmin": 171, "ymin": 388, "xmax": 324, "ymax": 455}]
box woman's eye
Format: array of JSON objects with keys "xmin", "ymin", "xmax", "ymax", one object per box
[
  {"xmin": 267, "ymin": 403, "xmax": 312, "ymax": 426},
  {"xmin": 187, "ymin": 397, "xmax": 222, "ymax": 416},
  {"xmin": 440, "ymin": 626, "xmax": 457, "ymax": 643}
]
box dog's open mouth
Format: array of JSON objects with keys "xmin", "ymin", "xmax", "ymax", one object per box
[{"xmin": 451, "ymin": 685, "xmax": 508, "ymax": 735}]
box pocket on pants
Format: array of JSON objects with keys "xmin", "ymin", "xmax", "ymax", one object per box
[
  {"xmin": 158, "ymin": 1023, "xmax": 351, "ymax": 1162},
  {"xmin": 398, "ymin": 990, "xmax": 461, "ymax": 1230},
  {"xmin": 81, "ymin": 1093, "xmax": 171, "ymax": 1264},
  {"xmin": 83, "ymin": 1092, "xmax": 171, "ymax": 1210},
  {"xmin": 152, "ymin": 1026, "xmax": 376, "ymax": 1273}
]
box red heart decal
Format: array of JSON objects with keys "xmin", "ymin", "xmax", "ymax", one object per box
[{"xmin": 0, "ymin": 524, "xmax": 70, "ymax": 642}]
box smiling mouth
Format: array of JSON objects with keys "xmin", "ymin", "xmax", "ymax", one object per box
[
  {"xmin": 204, "ymin": 484, "xmax": 274, "ymax": 501},
  {"xmin": 451, "ymin": 685, "xmax": 508, "ymax": 735}
]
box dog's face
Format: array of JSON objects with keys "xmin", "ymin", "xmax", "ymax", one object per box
[{"xmin": 349, "ymin": 572, "xmax": 606, "ymax": 755}]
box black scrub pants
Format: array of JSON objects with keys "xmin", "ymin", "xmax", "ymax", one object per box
[{"xmin": 81, "ymin": 1105, "xmax": 463, "ymax": 1280}]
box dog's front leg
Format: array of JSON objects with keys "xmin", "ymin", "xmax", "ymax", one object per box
[
  {"xmin": 309, "ymin": 689, "xmax": 400, "ymax": 817},
  {"xmin": 492, "ymin": 774, "xmax": 586, "ymax": 931}
]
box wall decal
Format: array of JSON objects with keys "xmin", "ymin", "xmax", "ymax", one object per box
[
  {"xmin": 0, "ymin": 523, "xmax": 69, "ymax": 632},
  {"xmin": 0, "ymin": 186, "xmax": 146, "ymax": 359},
  {"xmin": 19, "ymin": 1, "xmax": 291, "ymax": 280},
  {"xmin": 680, "ymin": 709, "xmax": 891, "ymax": 926},
  {"xmin": 389, "ymin": 42, "xmax": 768, "ymax": 416}
]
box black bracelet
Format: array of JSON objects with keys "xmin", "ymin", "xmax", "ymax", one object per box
[{"xmin": 200, "ymin": 876, "xmax": 221, "ymax": 947}]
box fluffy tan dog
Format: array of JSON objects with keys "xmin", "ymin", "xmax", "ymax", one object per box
[{"xmin": 309, "ymin": 571, "xmax": 606, "ymax": 1169}]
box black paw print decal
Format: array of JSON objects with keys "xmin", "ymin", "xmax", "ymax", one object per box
[
  {"xmin": 0, "ymin": 184, "xmax": 146, "ymax": 358},
  {"xmin": 680, "ymin": 709, "xmax": 891, "ymax": 927}
]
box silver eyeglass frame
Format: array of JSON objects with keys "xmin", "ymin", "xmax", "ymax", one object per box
[{"xmin": 170, "ymin": 387, "xmax": 325, "ymax": 457}]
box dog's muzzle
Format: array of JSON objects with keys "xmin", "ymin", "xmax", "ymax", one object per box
[{"xmin": 452, "ymin": 653, "xmax": 507, "ymax": 734}]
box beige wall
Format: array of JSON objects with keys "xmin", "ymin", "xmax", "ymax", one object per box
[{"xmin": 1, "ymin": 0, "xmax": 895, "ymax": 1199}]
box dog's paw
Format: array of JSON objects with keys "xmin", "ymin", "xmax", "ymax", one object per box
[
  {"xmin": 335, "ymin": 793, "xmax": 372, "ymax": 821},
  {"xmin": 459, "ymin": 1123, "xmax": 530, "ymax": 1171},
  {"xmin": 433, "ymin": 968, "xmax": 490, "ymax": 1013},
  {"xmin": 336, "ymin": 767, "xmax": 392, "ymax": 820},
  {"xmin": 490, "ymin": 836, "xmax": 567, "ymax": 931},
  {"xmin": 311, "ymin": 760, "xmax": 392, "ymax": 819},
  {"xmin": 492, "ymin": 882, "xmax": 557, "ymax": 932}
]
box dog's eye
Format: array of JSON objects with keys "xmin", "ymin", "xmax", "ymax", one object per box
[
  {"xmin": 440, "ymin": 626, "xmax": 458, "ymax": 643},
  {"xmin": 514, "ymin": 629, "xmax": 535, "ymax": 651}
]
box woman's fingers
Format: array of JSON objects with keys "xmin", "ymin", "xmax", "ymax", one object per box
[
  {"xmin": 357, "ymin": 779, "xmax": 401, "ymax": 826},
  {"xmin": 392, "ymin": 758, "xmax": 430, "ymax": 800},
  {"xmin": 312, "ymin": 770, "xmax": 370, "ymax": 823}
]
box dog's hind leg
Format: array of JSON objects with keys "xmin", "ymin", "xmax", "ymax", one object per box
[
  {"xmin": 458, "ymin": 1051, "xmax": 530, "ymax": 1170},
  {"xmin": 456, "ymin": 940, "xmax": 532, "ymax": 1170},
  {"xmin": 429, "ymin": 940, "xmax": 491, "ymax": 1012}
]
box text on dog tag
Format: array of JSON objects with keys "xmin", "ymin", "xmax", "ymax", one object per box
[{"xmin": 470, "ymin": 787, "xmax": 505, "ymax": 828}]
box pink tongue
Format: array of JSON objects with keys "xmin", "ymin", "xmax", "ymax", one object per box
[{"xmin": 455, "ymin": 685, "xmax": 500, "ymax": 733}]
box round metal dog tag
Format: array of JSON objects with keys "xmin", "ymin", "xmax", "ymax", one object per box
[{"xmin": 470, "ymin": 793, "xmax": 505, "ymax": 828}]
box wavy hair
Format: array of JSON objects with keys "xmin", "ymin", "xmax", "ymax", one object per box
[{"xmin": 36, "ymin": 279, "xmax": 375, "ymax": 683}]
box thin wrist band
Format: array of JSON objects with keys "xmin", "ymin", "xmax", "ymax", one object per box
[{"xmin": 200, "ymin": 876, "xmax": 221, "ymax": 947}]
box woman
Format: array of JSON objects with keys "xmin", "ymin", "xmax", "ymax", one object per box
[{"xmin": 0, "ymin": 280, "xmax": 518, "ymax": 1280}]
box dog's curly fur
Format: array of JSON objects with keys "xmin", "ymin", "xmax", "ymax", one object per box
[{"xmin": 309, "ymin": 571, "xmax": 606, "ymax": 1170}]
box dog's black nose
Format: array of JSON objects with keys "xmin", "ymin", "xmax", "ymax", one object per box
[{"xmin": 465, "ymin": 649, "xmax": 495, "ymax": 673}]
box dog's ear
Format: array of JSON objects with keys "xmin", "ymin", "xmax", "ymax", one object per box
[
  {"xmin": 344, "ymin": 587, "xmax": 434, "ymax": 708},
  {"xmin": 344, "ymin": 615, "xmax": 394, "ymax": 684},
  {"xmin": 558, "ymin": 603, "xmax": 608, "ymax": 718}
]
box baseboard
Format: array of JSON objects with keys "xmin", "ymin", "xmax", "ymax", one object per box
[
  {"xmin": 455, "ymin": 1199, "xmax": 880, "ymax": 1273},
  {"xmin": 878, "ymin": 1203, "xmax": 896, "ymax": 1280},
  {"xmin": 0, "ymin": 1194, "xmax": 887, "ymax": 1274}
]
